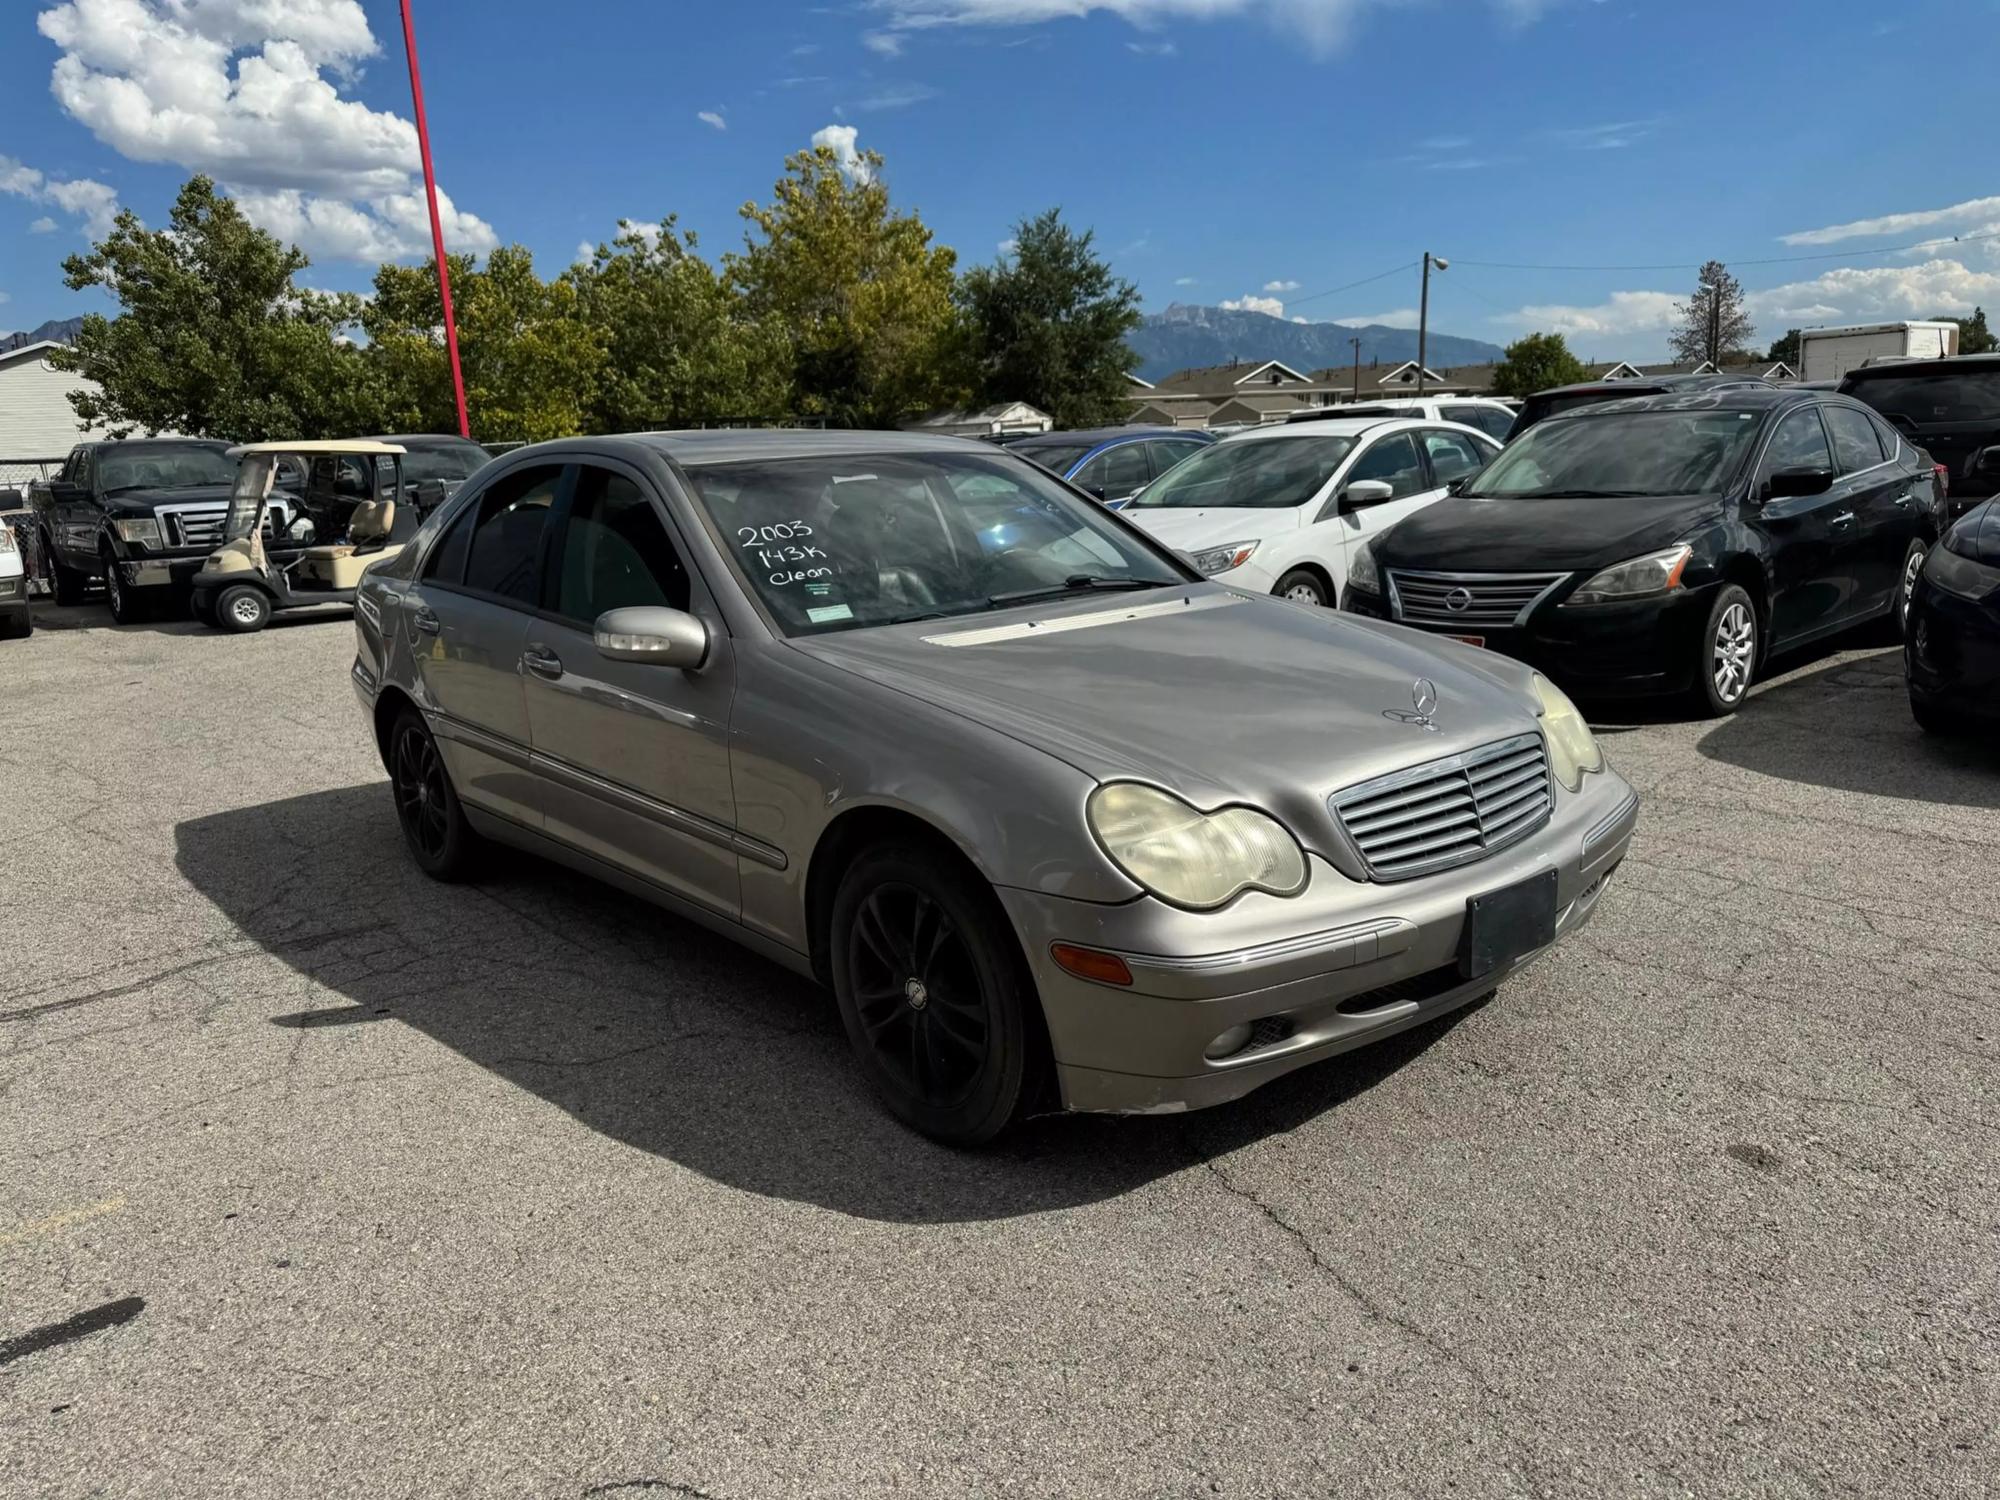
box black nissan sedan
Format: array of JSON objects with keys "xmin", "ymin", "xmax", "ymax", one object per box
[
  {"xmin": 1905, "ymin": 497, "xmax": 2000, "ymax": 735},
  {"xmin": 1343, "ymin": 387, "xmax": 1939, "ymax": 715}
]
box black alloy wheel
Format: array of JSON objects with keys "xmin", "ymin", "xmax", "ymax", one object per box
[
  {"xmin": 390, "ymin": 709, "xmax": 475, "ymax": 879},
  {"xmin": 830, "ymin": 844, "xmax": 1039, "ymax": 1145}
]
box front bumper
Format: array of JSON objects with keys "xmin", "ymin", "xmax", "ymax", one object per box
[
  {"xmin": 1345, "ymin": 584, "xmax": 1716, "ymax": 699},
  {"xmin": 999, "ymin": 769, "xmax": 1639, "ymax": 1114},
  {"xmin": 112, "ymin": 552, "xmax": 211, "ymax": 589},
  {"xmin": 1906, "ymin": 574, "xmax": 2000, "ymax": 721}
]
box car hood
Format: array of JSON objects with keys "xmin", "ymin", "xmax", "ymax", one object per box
[
  {"xmin": 792, "ymin": 585, "xmax": 1543, "ymax": 816},
  {"xmin": 1374, "ymin": 493, "xmax": 1721, "ymax": 572},
  {"xmin": 103, "ymin": 484, "xmax": 237, "ymax": 516},
  {"xmin": 1122, "ymin": 506, "xmax": 1303, "ymax": 551}
]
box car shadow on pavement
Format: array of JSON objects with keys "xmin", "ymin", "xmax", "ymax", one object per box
[
  {"xmin": 1695, "ymin": 646, "xmax": 2000, "ymax": 807},
  {"xmin": 30, "ymin": 601, "xmax": 351, "ymax": 635},
  {"xmin": 174, "ymin": 784, "xmax": 1475, "ymax": 1224}
]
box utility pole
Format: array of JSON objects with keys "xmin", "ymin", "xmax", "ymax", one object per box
[
  {"xmin": 1350, "ymin": 336, "xmax": 1362, "ymax": 403},
  {"xmin": 1417, "ymin": 251, "xmax": 1448, "ymax": 396},
  {"xmin": 400, "ymin": 0, "xmax": 470, "ymax": 440}
]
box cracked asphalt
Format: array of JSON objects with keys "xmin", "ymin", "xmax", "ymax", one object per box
[{"xmin": 3, "ymin": 601, "xmax": 1997, "ymax": 1499}]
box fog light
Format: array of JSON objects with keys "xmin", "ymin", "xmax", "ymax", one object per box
[
  {"xmin": 1204, "ymin": 1023, "xmax": 1254, "ymax": 1060},
  {"xmin": 1050, "ymin": 943, "xmax": 1132, "ymax": 987}
]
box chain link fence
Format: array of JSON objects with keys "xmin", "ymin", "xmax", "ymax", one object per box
[{"xmin": 1, "ymin": 458, "xmax": 64, "ymax": 594}]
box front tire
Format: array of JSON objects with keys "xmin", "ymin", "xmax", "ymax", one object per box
[
  {"xmin": 45, "ymin": 532, "xmax": 86, "ymax": 606},
  {"xmin": 101, "ymin": 551, "xmax": 147, "ymax": 624},
  {"xmin": 389, "ymin": 708, "xmax": 479, "ymax": 880},
  {"xmin": 1691, "ymin": 584, "xmax": 1758, "ymax": 718},
  {"xmin": 1911, "ymin": 694, "xmax": 1966, "ymax": 737},
  {"xmin": 214, "ymin": 584, "xmax": 271, "ymax": 634},
  {"xmin": 829, "ymin": 843, "xmax": 1041, "ymax": 1145},
  {"xmin": 1274, "ymin": 568, "xmax": 1331, "ymax": 608},
  {"xmin": 0, "ymin": 605, "xmax": 29, "ymax": 640},
  {"xmin": 189, "ymin": 590, "xmax": 216, "ymax": 627},
  {"xmin": 1882, "ymin": 539, "xmax": 1928, "ymax": 643}
]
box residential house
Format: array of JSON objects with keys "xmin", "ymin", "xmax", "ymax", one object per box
[
  {"xmin": 1586, "ymin": 359, "xmax": 1798, "ymax": 383},
  {"xmin": 898, "ymin": 401, "xmax": 1053, "ymax": 439},
  {"xmin": 0, "ymin": 340, "xmax": 111, "ymax": 461}
]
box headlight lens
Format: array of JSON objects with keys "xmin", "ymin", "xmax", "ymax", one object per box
[
  {"xmin": 1567, "ymin": 544, "xmax": 1691, "ymax": 604},
  {"xmin": 1087, "ymin": 782, "xmax": 1307, "ymax": 910},
  {"xmin": 1189, "ymin": 540, "xmax": 1258, "ymax": 575},
  {"xmin": 1347, "ymin": 539, "xmax": 1380, "ymax": 594},
  {"xmin": 0, "ymin": 524, "xmax": 18, "ymax": 555},
  {"xmin": 113, "ymin": 517, "xmax": 163, "ymax": 547},
  {"xmin": 1532, "ymin": 672, "xmax": 1602, "ymax": 791}
]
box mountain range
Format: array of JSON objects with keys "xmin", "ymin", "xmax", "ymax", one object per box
[
  {"xmin": 1128, "ymin": 303, "xmax": 1504, "ymax": 383},
  {"xmin": 0, "ymin": 316, "xmax": 85, "ymax": 354}
]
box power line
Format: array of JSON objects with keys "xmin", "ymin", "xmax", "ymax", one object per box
[
  {"xmin": 1286, "ymin": 260, "xmax": 1419, "ymax": 309},
  {"xmin": 1450, "ymin": 227, "xmax": 2000, "ymax": 274}
]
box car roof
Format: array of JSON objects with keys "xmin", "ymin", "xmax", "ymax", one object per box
[
  {"xmin": 94, "ymin": 437, "xmax": 231, "ymax": 449},
  {"xmin": 369, "ymin": 432, "xmax": 488, "ymax": 448},
  {"xmin": 229, "ymin": 440, "xmax": 408, "ymax": 456},
  {"xmin": 1223, "ymin": 415, "xmax": 1431, "ymax": 442},
  {"xmin": 1841, "ymin": 352, "xmax": 2000, "ymax": 382},
  {"xmin": 1009, "ymin": 425, "xmax": 1199, "ymax": 448},
  {"xmin": 1547, "ymin": 385, "xmax": 1864, "ymax": 420},
  {"xmin": 552, "ymin": 429, "xmax": 1009, "ymax": 468},
  {"xmin": 1530, "ymin": 373, "xmax": 1768, "ymax": 399}
]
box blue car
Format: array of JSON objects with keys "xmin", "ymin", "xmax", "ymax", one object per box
[{"xmin": 1006, "ymin": 426, "xmax": 1214, "ymax": 507}]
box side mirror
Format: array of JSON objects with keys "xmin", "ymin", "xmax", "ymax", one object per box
[
  {"xmin": 47, "ymin": 481, "xmax": 85, "ymax": 504},
  {"xmin": 1765, "ymin": 466, "xmax": 1836, "ymax": 499},
  {"xmin": 1082, "ymin": 483, "xmax": 1108, "ymax": 501},
  {"xmin": 1339, "ymin": 479, "xmax": 1396, "ymax": 511},
  {"xmin": 1446, "ymin": 477, "xmax": 1471, "ymax": 497},
  {"xmin": 1975, "ymin": 444, "xmax": 2000, "ymax": 477},
  {"xmin": 594, "ymin": 605, "xmax": 709, "ymax": 669}
]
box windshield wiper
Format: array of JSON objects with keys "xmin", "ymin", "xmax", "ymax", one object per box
[
  {"xmin": 1512, "ymin": 487, "xmax": 1658, "ymax": 498},
  {"xmin": 988, "ymin": 575, "xmax": 1173, "ymax": 607}
]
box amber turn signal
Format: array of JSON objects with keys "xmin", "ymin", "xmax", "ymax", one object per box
[{"xmin": 1050, "ymin": 943, "xmax": 1134, "ymax": 987}]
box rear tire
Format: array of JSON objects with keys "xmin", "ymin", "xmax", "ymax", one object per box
[
  {"xmin": 829, "ymin": 842, "xmax": 1042, "ymax": 1145},
  {"xmin": 1911, "ymin": 694, "xmax": 1966, "ymax": 737},
  {"xmin": 214, "ymin": 584, "xmax": 271, "ymax": 634},
  {"xmin": 46, "ymin": 533, "xmax": 86, "ymax": 606},
  {"xmin": 1274, "ymin": 568, "xmax": 1331, "ymax": 608},
  {"xmin": 0, "ymin": 605, "xmax": 29, "ymax": 640},
  {"xmin": 1690, "ymin": 584, "xmax": 1758, "ymax": 718},
  {"xmin": 389, "ymin": 708, "xmax": 480, "ymax": 880}
]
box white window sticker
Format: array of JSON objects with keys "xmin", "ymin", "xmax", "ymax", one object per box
[{"xmin": 807, "ymin": 604, "xmax": 855, "ymax": 624}]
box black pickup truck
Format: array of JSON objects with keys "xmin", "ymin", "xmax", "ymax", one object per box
[{"xmin": 26, "ymin": 439, "xmax": 299, "ymax": 622}]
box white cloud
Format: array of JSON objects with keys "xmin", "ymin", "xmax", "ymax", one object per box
[
  {"xmin": 697, "ymin": 109, "xmax": 727, "ymax": 131},
  {"xmin": 1745, "ymin": 258, "xmax": 2000, "ymax": 323},
  {"xmin": 866, "ymin": 0, "xmax": 1557, "ymax": 59},
  {"xmin": 1544, "ymin": 118, "xmax": 1657, "ymax": 151},
  {"xmin": 811, "ymin": 123, "xmax": 873, "ymax": 184},
  {"xmin": 1291, "ymin": 315, "xmax": 1307, "ymax": 324},
  {"xmin": 862, "ymin": 28, "xmax": 905, "ymax": 54},
  {"xmin": 1494, "ymin": 289, "xmax": 1681, "ymax": 338},
  {"xmin": 1173, "ymin": 275, "xmax": 1198, "ymax": 286},
  {"xmin": 1220, "ymin": 293, "xmax": 1285, "ymax": 317},
  {"xmin": 1126, "ymin": 38, "xmax": 1176, "ymax": 53},
  {"xmin": 0, "ymin": 152, "xmax": 121, "ymax": 238},
  {"xmin": 34, "ymin": 0, "xmax": 497, "ymax": 262},
  {"xmin": 1263, "ymin": 278, "xmax": 1300, "ymax": 292},
  {"xmin": 575, "ymin": 239, "xmax": 596, "ymax": 266},
  {"xmin": 998, "ymin": 237, "xmax": 1018, "ymax": 254},
  {"xmin": 1331, "ymin": 307, "xmax": 1420, "ymax": 328},
  {"xmin": 853, "ymin": 81, "xmax": 940, "ymax": 110},
  {"xmin": 1780, "ymin": 194, "xmax": 2000, "ymax": 247}
]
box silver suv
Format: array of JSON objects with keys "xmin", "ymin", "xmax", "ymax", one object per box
[{"xmin": 353, "ymin": 432, "xmax": 1638, "ymax": 1143}]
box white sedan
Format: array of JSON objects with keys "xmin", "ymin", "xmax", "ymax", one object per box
[{"xmin": 1120, "ymin": 416, "xmax": 1500, "ymax": 608}]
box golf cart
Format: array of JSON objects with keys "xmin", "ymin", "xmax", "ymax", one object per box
[{"xmin": 190, "ymin": 441, "xmax": 410, "ymax": 633}]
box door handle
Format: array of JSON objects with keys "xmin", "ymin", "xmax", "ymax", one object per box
[
  {"xmin": 521, "ymin": 645, "xmax": 564, "ymax": 681},
  {"xmin": 412, "ymin": 605, "xmax": 441, "ymax": 635},
  {"xmin": 1830, "ymin": 512, "xmax": 1856, "ymax": 528},
  {"xmin": 1893, "ymin": 492, "xmax": 1914, "ymax": 508}
]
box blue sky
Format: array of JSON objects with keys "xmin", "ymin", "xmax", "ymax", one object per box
[{"xmin": 5, "ymin": 0, "xmax": 2000, "ymax": 362}]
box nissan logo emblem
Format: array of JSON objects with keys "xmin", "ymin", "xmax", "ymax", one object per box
[{"xmin": 1444, "ymin": 587, "xmax": 1474, "ymax": 613}]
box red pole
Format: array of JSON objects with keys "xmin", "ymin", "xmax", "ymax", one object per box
[{"xmin": 400, "ymin": 0, "xmax": 471, "ymax": 440}]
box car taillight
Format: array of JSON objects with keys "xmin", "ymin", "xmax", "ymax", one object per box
[{"xmin": 1934, "ymin": 461, "xmax": 1949, "ymax": 497}]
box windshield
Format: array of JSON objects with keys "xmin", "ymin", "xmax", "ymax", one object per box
[
  {"xmin": 1846, "ymin": 370, "xmax": 2000, "ymax": 425},
  {"xmin": 1469, "ymin": 410, "xmax": 1762, "ymax": 498},
  {"xmin": 1011, "ymin": 443, "xmax": 1092, "ymax": 476},
  {"xmin": 401, "ymin": 445, "xmax": 489, "ymax": 482},
  {"xmin": 222, "ymin": 454, "xmax": 277, "ymax": 544},
  {"xmin": 684, "ymin": 451, "xmax": 1187, "ymax": 636},
  {"xmin": 1127, "ymin": 435, "xmax": 1356, "ymax": 509},
  {"xmin": 99, "ymin": 445, "xmax": 235, "ymax": 493}
]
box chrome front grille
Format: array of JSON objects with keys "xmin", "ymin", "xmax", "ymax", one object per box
[
  {"xmin": 1330, "ymin": 733, "xmax": 1553, "ymax": 881},
  {"xmin": 157, "ymin": 500, "xmax": 287, "ymax": 550},
  {"xmin": 1387, "ymin": 569, "xmax": 1568, "ymax": 628}
]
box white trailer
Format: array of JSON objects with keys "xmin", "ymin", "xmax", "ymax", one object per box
[{"xmin": 1798, "ymin": 321, "xmax": 1960, "ymax": 382}]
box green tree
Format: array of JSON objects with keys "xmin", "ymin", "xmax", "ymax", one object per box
[
  {"xmin": 953, "ymin": 208, "xmax": 1143, "ymax": 428},
  {"xmin": 726, "ymin": 144, "xmax": 962, "ymax": 428},
  {"xmin": 365, "ymin": 246, "xmax": 604, "ymax": 444},
  {"xmin": 1933, "ymin": 306, "xmax": 1996, "ymax": 355},
  {"xmin": 570, "ymin": 219, "xmax": 792, "ymax": 431},
  {"xmin": 54, "ymin": 175, "xmax": 379, "ymax": 440},
  {"xmin": 1670, "ymin": 259, "xmax": 1755, "ymax": 366},
  {"xmin": 1488, "ymin": 331, "xmax": 1588, "ymax": 398},
  {"xmin": 1767, "ymin": 328, "xmax": 1801, "ymax": 365}
]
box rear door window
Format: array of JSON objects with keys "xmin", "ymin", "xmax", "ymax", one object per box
[
  {"xmin": 1847, "ymin": 370, "xmax": 2000, "ymax": 427},
  {"xmin": 463, "ymin": 465, "xmax": 563, "ymax": 604},
  {"xmin": 1823, "ymin": 406, "xmax": 1886, "ymax": 473},
  {"xmin": 1763, "ymin": 408, "xmax": 1835, "ymax": 475}
]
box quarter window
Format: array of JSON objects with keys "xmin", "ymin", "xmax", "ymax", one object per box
[
  {"xmin": 1823, "ymin": 405, "xmax": 1886, "ymax": 473},
  {"xmin": 421, "ymin": 504, "xmax": 475, "ymax": 584},
  {"xmin": 1763, "ymin": 409, "xmax": 1834, "ymax": 475},
  {"xmin": 1419, "ymin": 429, "xmax": 1487, "ymax": 485},
  {"xmin": 554, "ymin": 466, "xmax": 691, "ymax": 621},
  {"xmin": 1097, "ymin": 443, "xmax": 1151, "ymax": 495},
  {"xmin": 1344, "ymin": 432, "xmax": 1426, "ymax": 498},
  {"xmin": 463, "ymin": 465, "xmax": 562, "ymax": 604}
]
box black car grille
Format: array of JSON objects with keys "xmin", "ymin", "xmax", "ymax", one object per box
[
  {"xmin": 1387, "ymin": 569, "xmax": 1568, "ymax": 628},
  {"xmin": 1330, "ymin": 733, "xmax": 1553, "ymax": 881}
]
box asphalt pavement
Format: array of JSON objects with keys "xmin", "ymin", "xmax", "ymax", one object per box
[{"xmin": 3, "ymin": 599, "xmax": 1996, "ymax": 1499}]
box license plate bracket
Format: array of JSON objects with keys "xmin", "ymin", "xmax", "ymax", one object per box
[
  {"xmin": 1460, "ymin": 868, "xmax": 1558, "ymax": 979},
  {"xmin": 1446, "ymin": 633, "xmax": 1486, "ymax": 648}
]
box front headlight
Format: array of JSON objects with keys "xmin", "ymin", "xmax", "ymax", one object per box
[
  {"xmin": 1347, "ymin": 539, "xmax": 1380, "ymax": 594},
  {"xmin": 0, "ymin": 524, "xmax": 18, "ymax": 555},
  {"xmin": 1531, "ymin": 672, "xmax": 1602, "ymax": 792},
  {"xmin": 113, "ymin": 517, "xmax": 163, "ymax": 547},
  {"xmin": 1567, "ymin": 544, "xmax": 1691, "ymax": 604},
  {"xmin": 1189, "ymin": 540, "xmax": 1259, "ymax": 575},
  {"xmin": 1087, "ymin": 782, "xmax": 1307, "ymax": 910}
]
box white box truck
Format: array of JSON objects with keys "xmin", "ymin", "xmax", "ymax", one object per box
[{"xmin": 1797, "ymin": 321, "xmax": 1960, "ymax": 382}]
